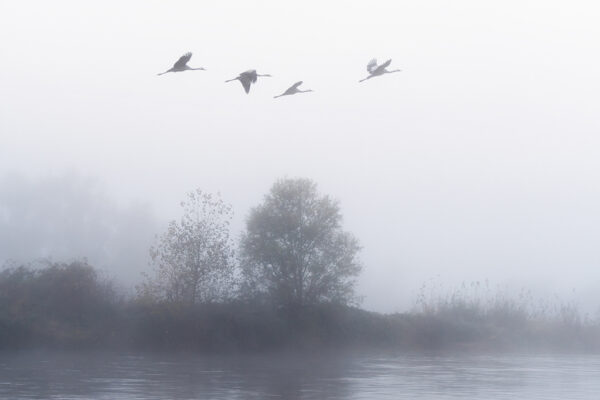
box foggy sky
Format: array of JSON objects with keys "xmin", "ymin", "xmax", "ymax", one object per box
[
  {"xmin": 0, "ymin": 173, "xmax": 157, "ymax": 285},
  {"xmin": 1, "ymin": 0, "xmax": 599, "ymax": 312}
]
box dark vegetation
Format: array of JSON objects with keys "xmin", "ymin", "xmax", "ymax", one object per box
[
  {"xmin": 2, "ymin": 261, "xmax": 599, "ymax": 353},
  {"xmin": 1, "ymin": 178, "xmax": 599, "ymax": 352},
  {"xmin": 0, "ymin": 260, "xmax": 119, "ymax": 349}
]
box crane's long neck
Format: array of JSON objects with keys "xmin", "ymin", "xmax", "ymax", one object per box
[
  {"xmin": 386, "ymin": 69, "xmax": 402, "ymax": 73},
  {"xmin": 225, "ymin": 77, "xmax": 239, "ymax": 83},
  {"xmin": 190, "ymin": 67, "xmax": 206, "ymax": 71},
  {"xmin": 157, "ymin": 68, "xmax": 173, "ymax": 76},
  {"xmin": 300, "ymin": 89, "xmax": 314, "ymax": 93},
  {"xmin": 257, "ymin": 74, "xmax": 272, "ymax": 77}
]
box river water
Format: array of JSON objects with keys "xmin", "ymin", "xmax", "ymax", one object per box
[{"xmin": 1, "ymin": 351, "xmax": 599, "ymax": 399}]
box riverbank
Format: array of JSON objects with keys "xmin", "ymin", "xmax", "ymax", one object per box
[{"xmin": 1, "ymin": 262, "xmax": 599, "ymax": 352}]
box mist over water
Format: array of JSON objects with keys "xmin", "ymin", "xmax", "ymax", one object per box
[{"xmin": 2, "ymin": 352, "xmax": 600, "ymax": 399}]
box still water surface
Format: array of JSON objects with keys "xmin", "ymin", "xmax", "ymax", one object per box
[{"xmin": 1, "ymin": 351, "xmax": 599, "ymax": 399}]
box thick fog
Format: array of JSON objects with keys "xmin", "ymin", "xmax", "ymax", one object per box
[
  {"xmin": 1, "ymin": 0, "xmax": 599, "ymax": 312},
  {"xmin": 0, "ymin": 173, "xmax": 157, "ymax": 284}
]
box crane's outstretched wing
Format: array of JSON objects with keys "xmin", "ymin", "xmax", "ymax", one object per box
[
  {"xmin": 290, "ymin": 81, "xmax": 303, "ymax": 90},
  {"xmin": 240, "ymin": 77, "xmax": 252, "ymax": 94},
  {"xmin": 372, "ymin": 59, "xmax": 392, "ymax": 75},
  {"xmin": 379, "ymin": 59, "xmax": 392, "ymax": 69},
  {"xmin": 367, "ymin": 59, "xmax": 378, "ymax": 73},
  {"xmin": 174, "ymin": 52, "xmax": 192, "ymax": 68}
]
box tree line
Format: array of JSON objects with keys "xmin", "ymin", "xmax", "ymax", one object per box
[
  {"xmin": 2, "ymin": 177, "xmax": 600, "ymax": 352},
  {"xmin": 138, "ymin": 177, "xmax": 362, "ymax": 309},
  {"xmin": 0, "ymin": 177, "xmax": 372, "ymax": 351}
]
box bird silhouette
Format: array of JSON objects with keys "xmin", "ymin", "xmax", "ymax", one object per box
[
  {"xmin": 359, "ymin": 59, "xmax": 401, "ymax": 82},
  {"xmin": 158, "ymin": 52, "xmax": 205, "ymax": 76},
  {"xmin": 274, "ymin": 81, "xmax": 314, "ymax": 98},
  {"xmin": 225, "ymin": 70, "xmax": 272, "ymax": 94}
]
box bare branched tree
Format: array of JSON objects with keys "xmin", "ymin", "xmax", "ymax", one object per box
[{"xmin": 139, "ymin": 190, "xmax": 234, "ymax": 305}]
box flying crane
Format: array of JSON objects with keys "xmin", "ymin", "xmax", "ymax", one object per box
[
  {"xmin": 157, "ymin": 52, "xmax": 205, "ymax": 76},
  {"xmin": 225, "ymin": 70, "xmax": 272, "ymax": 94},
  {"xmin": 274, "ymin": 81, "xmax": 314, "ymax": 98},
  {"xmin": 359, "ymin": 59, "xmax": 401, "ymax": 83}
]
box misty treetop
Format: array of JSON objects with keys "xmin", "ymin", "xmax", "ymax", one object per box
[{"xmin": 240, "ymin": 178, "xmax": 362, "ymax": 307}]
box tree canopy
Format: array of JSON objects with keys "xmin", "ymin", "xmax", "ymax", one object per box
[{"xmin": 240, "ymin": 178, "xmax": 362, "ymax": 307}]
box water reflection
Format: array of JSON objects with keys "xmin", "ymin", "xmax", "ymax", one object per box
[{"xmin": 0, "ymin": 351, "xmax": 599, "ymax": 399}]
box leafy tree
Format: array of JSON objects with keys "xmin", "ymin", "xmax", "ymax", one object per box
[
  {"xmin": 139, "ymin": 190, "xmax": 235, "ymax": 305},
  {"xmin": 240, "ymin": 178, "xmax": 362, "ymax": 307}
]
